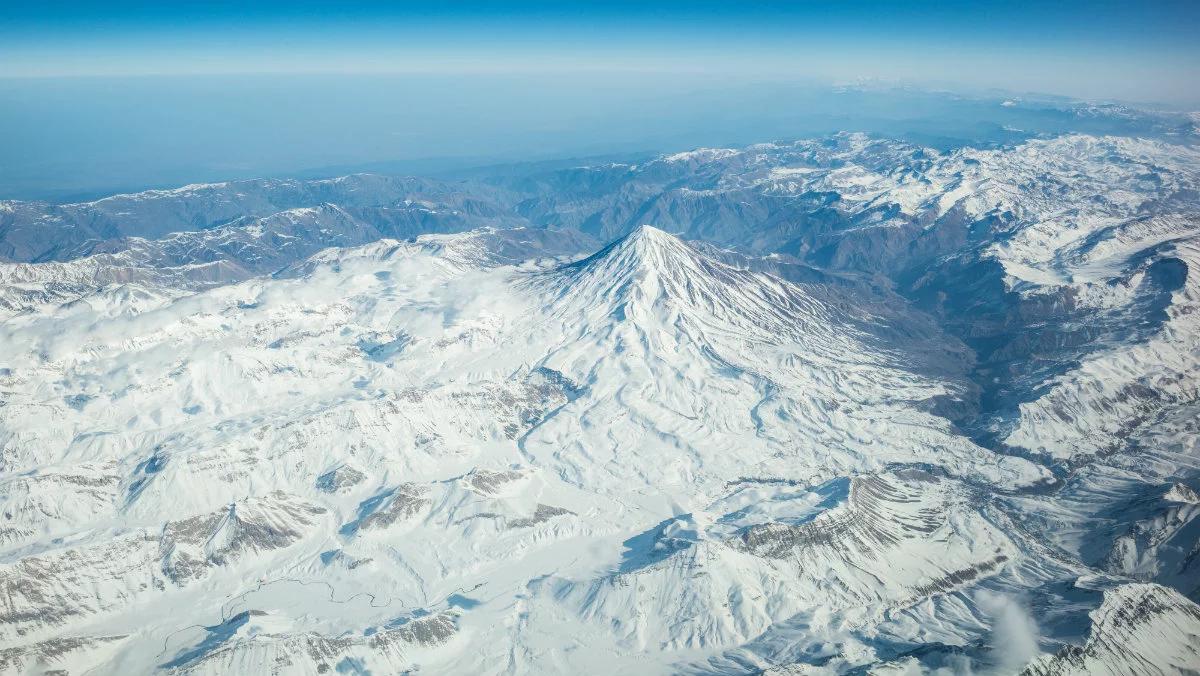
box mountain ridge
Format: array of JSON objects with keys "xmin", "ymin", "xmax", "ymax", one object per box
[{"xmin": 1, "ymin": 132, "xmax": 1198, "ymax": 674}]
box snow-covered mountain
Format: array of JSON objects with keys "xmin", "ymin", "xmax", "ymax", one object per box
[{"xmin": 1, "ymin": 131, "xmax": 1199, "ymax": 674}]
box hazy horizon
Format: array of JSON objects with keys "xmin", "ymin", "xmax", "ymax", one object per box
[
  {"xmin": 1, "ymin": 76, "xmax": 1193, "ymax": 203},
  {"xmin": 2, "ymin": 1, "xmax": 1198, "ymax": 201}
]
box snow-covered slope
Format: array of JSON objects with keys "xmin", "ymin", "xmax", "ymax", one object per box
[
  {"xmin": 2, "ymin": 131, "xmax": 1199, "ymax": 674},
  {"xmin": 1022, "ymin": 583, "xmax": 1200, "ymax": 676},
  {"xmin": 0, "ymin": 174, "xmax": 520, "ymax": 262}
]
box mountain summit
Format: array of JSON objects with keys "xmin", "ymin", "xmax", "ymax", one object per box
[
  {"xmin": 549, "ymin": 224, "xmax": 705, "ymax": 294},
  {"xmin": 539, "ymin": 224, "xmax": 835, "ymax": 339}
]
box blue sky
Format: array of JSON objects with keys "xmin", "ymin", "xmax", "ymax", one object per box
[
  {"xmin": 3, "ymin": 1, "xmax": 1198, "ymax": 103},
  {"xmin": 1, "ymin": 2, "xmax": 1197, "ymax": 200}
]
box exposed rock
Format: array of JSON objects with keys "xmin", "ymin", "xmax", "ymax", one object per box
[
  {"xmin": 161, "ymin": 493, "xmax": 326, "ymax": 583},
  {"xmin": 314, "ymin": 465, "xmax": 366, "ymax": 493},
  {"xmin": 1021, "ymin": 583, "xmax": 1200, "ymax": 676}
]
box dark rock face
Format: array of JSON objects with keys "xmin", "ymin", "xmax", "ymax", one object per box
[
  {"xmin": 339, "ymin": 484, "xmax": 431, "ymax": 536},
  {"xmin": 0, "ymin": 635, "xmax": 126, "ymax": 674},
  {"xmin": 160, "ymin": 493, "xmax": 326, "ymax": 583},
  {"xmin": 1021, "ymin": 584, "xmax": 1200, "ymax": 676},
  {"xmin": 507, "ymin": 504, "xmax": 574, "ymax": 529},
  {"xmin": 315, "ymin": 465, "xmax": 367, "ymax": 493},
  {"xmin": 903, "ymin": 243, "xmax": 1192, "ymax": 456},
  {"xmin": 734, "ymin": 475, "xmax": 932, "ymax": 559},
  {"xmin": 466, "ymin": 469, "xmax": 525, "ymax": 495},
  {"xmin": 159, "ymin": 610, "xmax": 458, "ymax": 673}
]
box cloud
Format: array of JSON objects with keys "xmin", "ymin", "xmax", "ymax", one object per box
[
  {"xmin": 978, "ymin": 591, "xmax": 1041, "ymax": 674},
  {"xmin": 924, "ymin": 591, "xmax": 1041, "ymax": 676}
]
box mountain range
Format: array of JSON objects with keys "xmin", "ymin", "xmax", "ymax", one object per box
[{"xmin": 1, "ymin": 131, "xmax": 1198, "ymax": 674}]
